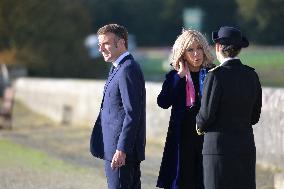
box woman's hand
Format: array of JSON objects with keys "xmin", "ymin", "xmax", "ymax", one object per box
[{"xmin": 177, "ymin": 60, "xmax": 187, "ymax": 78}]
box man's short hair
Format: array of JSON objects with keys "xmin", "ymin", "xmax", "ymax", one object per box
[{"xmin": 97, "ymin": 24, "xmax": 128, "ymax": 49}]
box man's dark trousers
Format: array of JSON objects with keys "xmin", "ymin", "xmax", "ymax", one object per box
[{"xmin": 104, "ymin": 160, "xmax": 141, "ymax": 189}]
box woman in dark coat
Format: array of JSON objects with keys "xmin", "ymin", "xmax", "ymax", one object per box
[{"xmin": 156, "ymin": 29, "xmax": 215, "ymax": 189}]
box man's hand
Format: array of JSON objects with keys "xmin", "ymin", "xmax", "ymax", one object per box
[
  {"xmin": 196, "ymin": 124, "xmax": 205, "ymax": 135},
  {"xmin": 111, "ymin": 150, "xmax": 126, "ymax": 169}
]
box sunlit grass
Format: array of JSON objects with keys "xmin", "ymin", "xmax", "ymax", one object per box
[{"xmin": 0, "ymin": 138, "xmax": 91, "ymax": 174}]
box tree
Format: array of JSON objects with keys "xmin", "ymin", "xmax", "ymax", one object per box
[
  {"xmin": 0, "ymin": 0, "xmax": 103, "ymax": 78},
  {"xmin": 236, "ymin": 0, "xmax": 284, "ymax": 44},
  {"xmin": 196, "ymin": 0, "xmax": 239, "ymax": 42},
  {"xmin": 87, "ymin": 0, "xmax": 184, "ymax": 46}
]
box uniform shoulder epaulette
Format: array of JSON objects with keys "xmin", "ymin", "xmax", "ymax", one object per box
[
  {"xmin": 243, "ymin": 64, "xmax": 255, "ymax": 70},
  {"xmin": 208, "ymin": 65, "xmax": 220, "ymax": 72}
]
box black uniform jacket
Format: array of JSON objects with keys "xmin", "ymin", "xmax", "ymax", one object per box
[{"xmin": 196, "ymin": 59, "xmax": 262, "ymax": 155}]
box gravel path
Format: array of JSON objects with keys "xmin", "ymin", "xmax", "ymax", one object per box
[{"xmin": 0, "ymin": 167, "xmax": 106, "ymax": 189}]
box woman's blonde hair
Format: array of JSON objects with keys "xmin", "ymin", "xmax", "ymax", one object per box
[{"xmin": 170, "ymin": 28, "xmax": 214, "ymax": 70}]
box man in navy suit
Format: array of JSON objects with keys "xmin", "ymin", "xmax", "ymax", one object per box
[{"xmin": 90, "ymin": 24, "xmax": 146, "ymax": 189}]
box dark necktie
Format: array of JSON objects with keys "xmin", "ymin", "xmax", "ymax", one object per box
[{"xmin": 108, "ymin": 66, "xmax": 115, "ymax": 76}]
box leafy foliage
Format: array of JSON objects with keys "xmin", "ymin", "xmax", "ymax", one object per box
[
  {"xmin": 236, "ymin": 0, "xmax": 284, "ymax": 44},
  {"xmin": 0, "ymin": 0, "xmax": 283, "ymax": 78},
  {"xmin": 0, "ymin": 0, "xmax": 107, "ymax": 78}
]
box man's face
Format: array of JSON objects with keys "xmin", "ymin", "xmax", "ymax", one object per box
[{"xmin": 98, "ymin": 32, "xmax": 123, "ymax": 62}]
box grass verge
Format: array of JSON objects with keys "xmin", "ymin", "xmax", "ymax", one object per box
[{"xmin": 0, "ymin": 138, "xmax": 91, "ymax": 174}]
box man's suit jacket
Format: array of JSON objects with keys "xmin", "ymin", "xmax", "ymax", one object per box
[
  {"xmin": 196, "ymin": 59, "xmax": 262, "ymax": 155},
  {"xmin": 90, "ymin": 54, "xmax": 146, "ymax": 162}
]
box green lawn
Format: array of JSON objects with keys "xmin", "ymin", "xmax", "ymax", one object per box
[
  {"xmin": 139, "ymin": 46, "xmax": 284, "ymax": 86},
  {"xmin": 0, "ymin": 138, "xmax": 90, "ymax": 173},
  {"xmin": 239, "ymin": 46, "xmax": 284, "ymax": 86},
  {"xmin": 240, "ymin": 46, "xmax": 284, "ymax": 67}
]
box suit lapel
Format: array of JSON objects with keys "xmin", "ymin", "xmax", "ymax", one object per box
[{"xmin": 103, "ymin": 54, "xmax": 133, "ymax": 94}]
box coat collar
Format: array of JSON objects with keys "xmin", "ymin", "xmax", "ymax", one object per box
[
  {"xmin": 220, "ymin": 57, "xmax": 239, "ymax": 65},
  {"xmin": 221, "ymin": 58, "xmax": 243, "ymax": 67},
  {"xmin": 118, "ymin": 54, "xmax": 133, "ymax": 65},
  {"xmin": 113, "ymin": 51, "xmax": 130, "ymax": 67},
  {"xmin": 111, "ymin": 54, "xmax": 133, "ymax": 75}
]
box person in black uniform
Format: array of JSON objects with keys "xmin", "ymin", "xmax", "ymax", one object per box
[
  {"xmin": 156, "ymin": 29, "xmax": 215, "ymax": 189},
  {"xmin": 196, "ymin": 26, "xmax": 262, "ymax": 189}
]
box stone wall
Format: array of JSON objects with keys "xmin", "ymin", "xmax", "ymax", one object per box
[
  {"xmin": 254, "ymin": 87, "xmax": 284, "ymax": 168},
  {"xmin": 14, "ymin": 78, "xmax": 284, "ymax": 169},
  {"xmin": 14, "ymin": 78, "xmax": 170, "ymax": 143}
]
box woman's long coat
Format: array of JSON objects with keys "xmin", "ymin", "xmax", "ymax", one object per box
[{"xmin": 156, "ymin": 69, "xmax": 207, "ymax": 188}]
